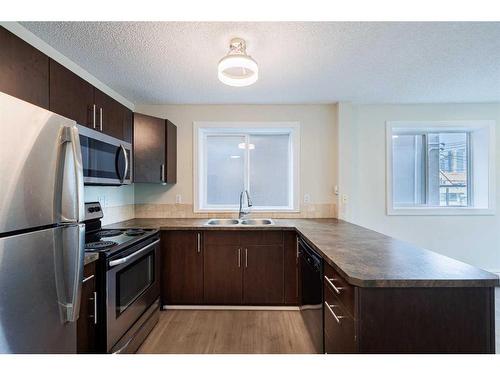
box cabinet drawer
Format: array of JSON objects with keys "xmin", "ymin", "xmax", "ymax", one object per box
[
  {"xmin": 83, "ymin": 261, "xmax": 96, "ymax": 280},
  {"xmin": 323, "ymin": 263, "xmax": 355, "ymax": 317},
  {"xmin": 324, "ymin": 293, "xmax": 357, "ymax": 353}
]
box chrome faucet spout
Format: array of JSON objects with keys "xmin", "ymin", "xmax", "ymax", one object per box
[{"xmin": 239, "ymin": 190, "xmax": 252, "ymax": 219}]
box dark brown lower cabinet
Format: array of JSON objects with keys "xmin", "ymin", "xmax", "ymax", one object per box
[
  {"xmin": 162, "ymin": 231, "xmax": 204, "ymax": 305},
  {"xmin": 201, "ymin": 230, "xmax": 288, "ymax": 305},
  {"xmin": 77, "ymin": 261, "xmax": 98, "ymax": 353},
  {"xmin": 323, "ymin": 262, "xmax": 496, "ymax": 354},
  {"xmin": 243, "ymin": 245, "xmax": 284, "ymax": 304},
  {"xmin": 204, "ymin": 243, "xmax": 243, "ymax": 304}
]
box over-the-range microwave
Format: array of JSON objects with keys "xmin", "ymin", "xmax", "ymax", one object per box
[{"xmin": 78, "ymin": 125, "xmax": 132, "ymax": 186}]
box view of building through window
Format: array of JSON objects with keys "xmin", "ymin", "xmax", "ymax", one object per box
[
  {"xmin": 435, "ymin": 133, "xmax": 468, "ymax": 206},
  {"xmin": 392, "ymin": 131, "xmax": 469, "ymax": 208}
]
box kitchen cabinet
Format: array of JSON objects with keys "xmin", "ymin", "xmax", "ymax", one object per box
[
  {"xmin": 77, "ymin": 261, "xmax": 98, "ymax": 353},
  {"xmin": 161, "ymin": 231, "xmax": 204, "ymax": 305},
  {"xmin": 203, "ymin": 231, "xmax": 285, "ymax": 305},
  {"xmin": 243, "ymin": 245, "xmax": 284, "ymax": 304},
  {"xmin": 94, "ymin": 89, "xmax": 131, "ymax": 142},
  {"xmin": 0, "ymin": 27, "xmax": 132, "ymax": 143},
  {"xmin": 0, "ymin": 26, "xmax": 49, "ymax": 109},
  {"xmin": 134, "ymin": 113, "xmax": 177, "ymax": 184},
  {"xmin": 323, "ymin": 262, "xmax": 357, "ymax": 354},
  {"xmin": 204, "ymin": 232, "xmax": 243, "ymax": 304},
  {"xmin": 49, "ymin": 60, "xmax": 94, "ymax": 128},
  {"xmin": 322, "ymin": 261, "xmax": 495, "ymax": 353}
]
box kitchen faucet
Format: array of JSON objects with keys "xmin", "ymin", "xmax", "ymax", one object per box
[{"xmin": 239, "ymin": 190, "xmax": 253, "ymax": 219}]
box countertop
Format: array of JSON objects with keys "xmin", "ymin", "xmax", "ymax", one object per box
[
  {"xmin": 107, "ymin": 218, "xmax": 499, "ymax": 288},
  {"xmin": 84, "ymin": 252, "xmax": 99, "ymax": 266}
]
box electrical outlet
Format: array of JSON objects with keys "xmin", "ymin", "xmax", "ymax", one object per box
[
  {"xmin": 342, "ymin": 194, "xmax": 349, "ymax": 204},
  {"xmin": 303, "ymin": 193, "xmax": 311, "ymax": 203},
  {"xmin": 175, "ymin": 194, "xmax": 182, "ymax": 204},
  {"xmin": 334, "ymin": 185, "xmax": 339, "ymax": 196}
]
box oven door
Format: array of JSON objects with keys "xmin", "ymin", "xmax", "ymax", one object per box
[
  {"xmin": 78, "ymin": 125, "xmax": 132, "ymax": 185},
  {"xmin": 106, "ymin": 237, "xmax": 160, "ymax": 351}
]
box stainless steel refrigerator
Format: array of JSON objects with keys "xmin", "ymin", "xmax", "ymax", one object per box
[{"xmin": 0, "ymin": 92, "xmax": 85, "ymax": 353}]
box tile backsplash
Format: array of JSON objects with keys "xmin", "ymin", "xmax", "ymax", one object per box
[{"xmin": 134, "ymin": 203, "xmax": 337, "ymax": 219}]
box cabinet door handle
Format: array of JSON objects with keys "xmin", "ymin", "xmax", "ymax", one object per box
[
  {"xmin": 196, "ymin": 232, "xmax": 201, "ymax": 253},
  {"xmin": 82, "ymin": 274, "xmax": 95, "ymax": 284},
  {"xmin": 296, "ymin": 236, "xmax": 299, "ymax": 264},
  {"xmin": 92, "ymin": 104, "xmax": 96, "ymax": 129},
  {"xmin": 324, "ymin": 276, "xmax": 344, "ymax": 295},
  {"xmin": 324, "ymin": 301, "xmax": 344, "ymax": 324},
  {"xmin": 245, "ymin": 248, "xmax": 248, "ymax": 268},
  {"xmin": 237, "ymin": 248, "xmax": 241, "ymax": 268},
  {"xmin": 161, "ymin": 164, "xmax": 165, "ymax": 182},
  {"xmin": 89, "ymin": 291, "xmax": 98, "ymax": 325},
  {"xmin": 99, "ymin": 107, "xmax": 103, "ymax": 131}
]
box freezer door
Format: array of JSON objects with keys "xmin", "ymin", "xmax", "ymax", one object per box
[
  {"xmin": 0, "ymin": 92, "xmax": 84, "ymax": 234},
  {"xmin": 0, "ymin": 224, "xmax": 84, "ymax": 353}
]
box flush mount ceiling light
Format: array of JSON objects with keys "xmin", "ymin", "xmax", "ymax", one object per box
[{"xmin": 218, "ymin": 38, "xmax": 258, "ymax": 87}]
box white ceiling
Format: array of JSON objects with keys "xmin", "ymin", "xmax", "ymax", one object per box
[{"xmin": 22, "ymin": 22, "xmax": 500, "ymax": 105}]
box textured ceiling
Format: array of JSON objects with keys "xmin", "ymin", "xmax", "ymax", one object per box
[{"xmin": 22, "ymin": 22, "xmax": 500, "ymax": 104}]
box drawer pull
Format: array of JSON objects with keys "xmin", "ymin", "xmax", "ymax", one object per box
[
  {"xmin": 82, "ymin": 274, "xmax": 95, "ymax": 284},
  {"xmin": 89, "ymin": 291, "xmax": 98, "ymax": 325},
  {"xmin": 324, "ymin": 301, "xmax": 344, "ymax": 324},
  {"xmin": 324, "ymin": 276, "xmax": 344, "ymax": 295}
]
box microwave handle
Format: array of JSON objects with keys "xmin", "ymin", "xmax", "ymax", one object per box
[{"xmin": 118, "ymin": 144, "xmax": 129, "ymax": 183}]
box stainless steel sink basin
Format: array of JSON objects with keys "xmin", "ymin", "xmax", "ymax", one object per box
[
  {"xmin": 206, "ymin": 219, "xmax": 240, "ymax": 226},
  {"xmin": 240, "ymin": 219, "xmax": 274, "ymax": 225}
]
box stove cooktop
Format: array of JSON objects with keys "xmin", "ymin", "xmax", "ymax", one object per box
[{"xmin": 85, "ymin": 228, "xmax": 157, "ymax": 253}]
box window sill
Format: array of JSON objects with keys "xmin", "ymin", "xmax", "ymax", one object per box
[{"xmin": 387, "ymin": 207, "xmax": 495, "ymax": 216}]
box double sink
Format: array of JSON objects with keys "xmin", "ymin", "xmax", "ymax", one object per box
[{"xmin": 205, "ymin": 218, "xmax": 274, "ymax": 226}]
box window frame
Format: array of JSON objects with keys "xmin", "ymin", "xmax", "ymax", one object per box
[
  {"xmin": 386, "ymin": 121, "xmax": 495, "ymax": 216},
  {"xmin": 193, "ymin": 121, "xmax": 301, "ymax": 212}
]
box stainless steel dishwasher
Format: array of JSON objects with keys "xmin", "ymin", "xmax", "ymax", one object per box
[{"xmin": 299, "ymin": 237, "xmax": 324, "ymax": 353}]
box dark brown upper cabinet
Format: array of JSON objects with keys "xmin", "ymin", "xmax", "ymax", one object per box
[
  {"xmin": 49, "ymin": 60, "xmax": 94, "ymax": 128},
  {"xmin": 51, "ymin": 60, "xmax": 132, "ymax": 142},
  {"xmin": 94, "ymin": 89, "xmax": 131, "ymax": 143},
  {"xmin": 134, "ymin": 113, "xmax": 177, "ymax": 184},
  {"xmin": 0, "ymin": 26, "xmax": 49, "ymax": 109}
]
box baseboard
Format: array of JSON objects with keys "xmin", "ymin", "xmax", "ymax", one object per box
[{"xmin": 163, "ymin": 305, "xmax": 300, "ymax": 311}]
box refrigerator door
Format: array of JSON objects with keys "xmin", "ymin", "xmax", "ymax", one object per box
[
  {"xmin": 0, "ymin": 224, "xmax": 84, "ymax": 353},
  {"xmin": 0, "ymin": 92, "xmax": 84, "ymax": 234}
]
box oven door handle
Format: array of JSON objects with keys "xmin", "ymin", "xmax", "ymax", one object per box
[{"xmin": 109, "ymin": 239, "xmax": 160, "ymax": 268}]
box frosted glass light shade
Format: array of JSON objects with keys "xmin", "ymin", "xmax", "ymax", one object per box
[{"xmin": 218, "ymin": 55, "xmax": 259, "ymax": 87}]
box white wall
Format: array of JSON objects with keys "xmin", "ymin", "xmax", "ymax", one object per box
[
  {"xmin": 134, "ymin": 104, "xmax": 338, "ymax": 213},
  {"xmin": 338, "ymin": 102, "xmax": 500, "ymax": 272}
]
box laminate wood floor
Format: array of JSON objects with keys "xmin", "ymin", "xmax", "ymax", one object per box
[
  {"xmin": 139, "ymin": 289, "xmax": 500, "ymax": 354},
  {"xmin": 137, "ymin": 309, "xmax": 317, "ymax": 354}
]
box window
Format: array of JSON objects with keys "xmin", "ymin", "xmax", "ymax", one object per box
[
  {"xmin": 386, "ymin": 121, "xmax": 495, "ymax": 215},
  {"xmin": 194, "ymin": 122, "xmax": 300, "ymax": 211}
]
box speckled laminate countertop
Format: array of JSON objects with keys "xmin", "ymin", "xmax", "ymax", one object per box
[
  {"xmin": 84, "ymin": 252, "xmax": 99, "ymax": 266},
  {"xmin": 107, "ymin": 218, "xmax": 499, "ymax": 288}
]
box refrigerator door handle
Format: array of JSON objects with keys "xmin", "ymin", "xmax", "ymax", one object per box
[
  {"xmin": 54, "ymin": 224, "xmax": 85, "ymax": 323},
  {"xmin": 59, "ymin": 125, "xmax": 85, "ymax": 223}
]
